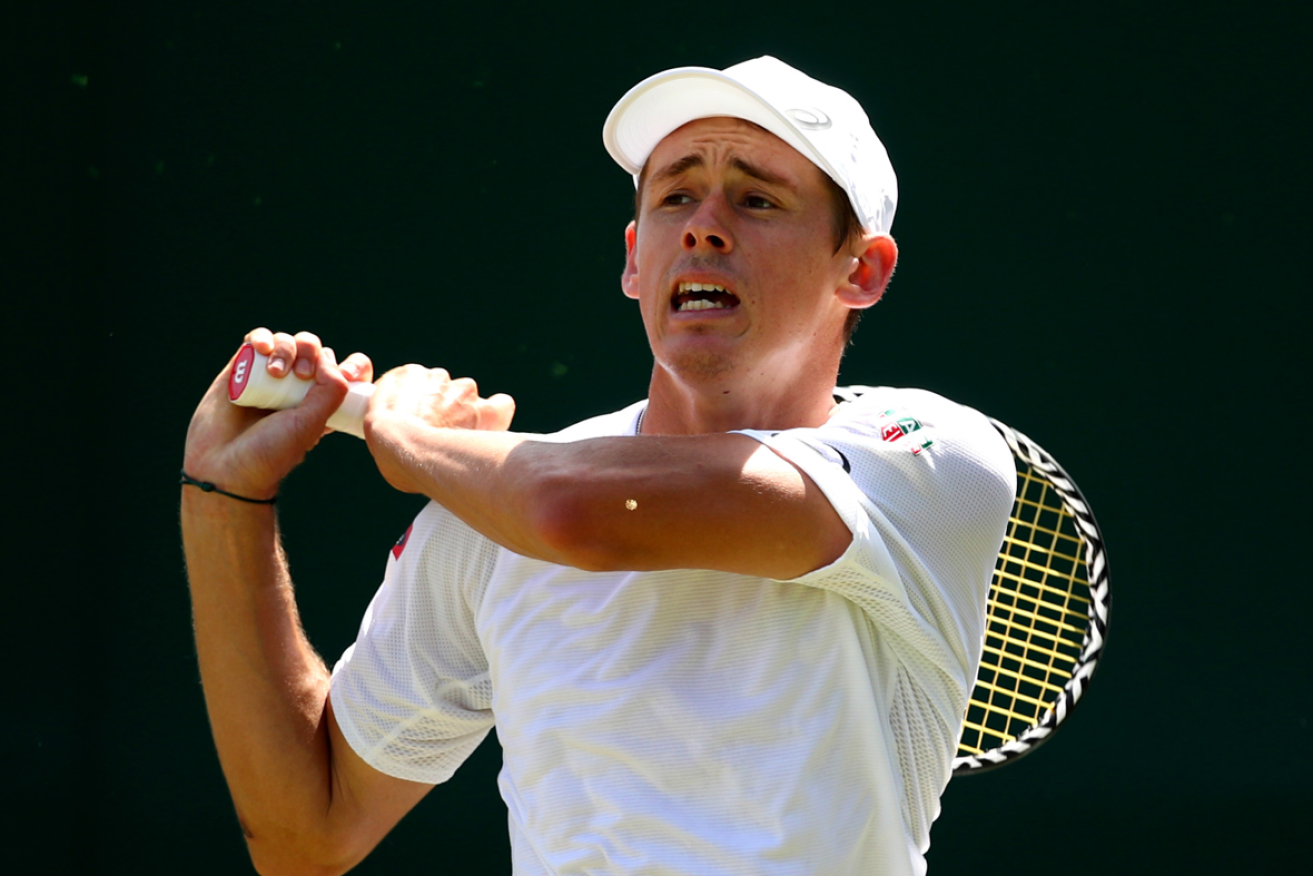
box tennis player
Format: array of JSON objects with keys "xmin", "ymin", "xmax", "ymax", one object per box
[{"xmin": 182, "ymin": 57, "xmax": 1016, "ymax": 876}]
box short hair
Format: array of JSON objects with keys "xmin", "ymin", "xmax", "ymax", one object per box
[
  {"xmin": 633, "ymin": 162, "xmax": 867, "ymax": 345},
  {"xmin": 823, "ymin": 175, "xmax": 866, "ymax": 346}
]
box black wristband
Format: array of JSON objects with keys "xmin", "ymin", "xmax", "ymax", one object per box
[{"xmin": 179, "ymin": 470, "xmax": 277, "ymax": 505}]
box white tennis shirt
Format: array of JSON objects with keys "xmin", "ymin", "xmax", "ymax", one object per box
[{"xmin": 330, "ymin": 387, "xmax": 1016, "ymax": 876}]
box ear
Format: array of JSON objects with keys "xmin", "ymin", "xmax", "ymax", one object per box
[
  {"xmin": 835, "ymin": 234, "xmax": 898, "ymax": 310},
  {"xmin": 621, "ymin": 221, "xmax": 640, "ymax": 300}
]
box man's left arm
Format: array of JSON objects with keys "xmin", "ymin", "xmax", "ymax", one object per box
[{"xmin": 363, "ymin": 368, "xmax": 849, "ymax": 582}]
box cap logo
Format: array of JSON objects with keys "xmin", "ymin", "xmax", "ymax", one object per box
[{"xmin": 785, "ymin": 108, "xmax": 831, "ymax": 130}]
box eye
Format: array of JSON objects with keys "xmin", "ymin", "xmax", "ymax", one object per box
[
  {"xmin": 661, "ymin": 192, "xmax": 693, "ymax": 207},
  {"xmin": 743, "ymin": 194, "xmax": 776, "ymax": 209}
]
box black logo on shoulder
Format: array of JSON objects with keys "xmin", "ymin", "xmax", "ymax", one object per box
[{"xmin": 796, "ymin": 436, "xmax": 851, "ymax": 473}]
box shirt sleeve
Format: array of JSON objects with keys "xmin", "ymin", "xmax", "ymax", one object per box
[
  {"xmin": 329, "ymin": 501, "xmax": 500, "ymax": 785},
  {"xmin": 735, "ymin": 388, "xmax": 1016, "ymax": 722}
]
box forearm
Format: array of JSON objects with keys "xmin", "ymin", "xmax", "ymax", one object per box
[
  {"xmin": 366, "ymin": 412, "xmax": 556, "ymax": 562},
  {"xmin": 182, "ymin": 491, "xmax": 348, "ymax": 873},
  {"xmin": 365, "ymin": 413, "xmax": 848, "ymax": 578}
]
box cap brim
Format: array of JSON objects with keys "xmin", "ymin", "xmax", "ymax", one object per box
[{"xmin": 602, "ymin": 66, "xmax": 838, "ymax": 184}]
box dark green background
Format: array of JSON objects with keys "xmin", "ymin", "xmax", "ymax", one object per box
[{"xmin": 10, "ymin": 1, "xmax": 1310, "ymax": 872}]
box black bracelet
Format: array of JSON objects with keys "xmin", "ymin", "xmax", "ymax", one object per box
[{"xmin": 179, "ymin": 470, "xmax": 277, "ymax": 505}]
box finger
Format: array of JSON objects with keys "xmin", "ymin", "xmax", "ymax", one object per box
[
  {"xmin": 482, "ymin": 393, "xmax": 516, "ymax": 430},
  {"xmin": 319, "ymin": 345, "xmax": 342, "ymax": 381},
  {"xmin": 292, "ymin": 331, "xmax": 323, "ymax": 379},
  {"xmin": 421, "ymin": 367, "xmax": 451, "ymax": 402},
  {"xmin": 244, "ymin": 327, "xmax": 274, "ymax": 354},
  {"xmin": 294, "ymin": 347, "xmax": 349, "ymax": 435},
  {"xmin": 267, "ymin": 331, "xmax": 298, "ymax": 377},
  {"xmin": 320, "ymin": 348, "xmax": 342, "ymax": 435},
  {"xmin": 339, "ymin": 352, "xmax": 374, "ymax": 383},
  {"xmin": 450, "ymin": 376, "xmax": 479, "ymax": 401}
]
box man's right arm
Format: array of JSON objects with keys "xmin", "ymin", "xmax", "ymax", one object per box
[{"xmin": 182, "ymin": 331, "xmax": 432, "ymax": 876}]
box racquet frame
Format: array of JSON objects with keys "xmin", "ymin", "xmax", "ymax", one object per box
[{"xmin": 951, "ymin": 418, "xmax": 1109, "ymax": 774}]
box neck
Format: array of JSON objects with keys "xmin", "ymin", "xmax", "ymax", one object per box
[{"xmin": 640, "ymin": 358, "xmax": 842, "ymax": 436}]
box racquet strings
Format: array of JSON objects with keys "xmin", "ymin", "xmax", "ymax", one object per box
[{"xmin": 956, "ymin": 457, "xmax": 1093, "ymax": 758}]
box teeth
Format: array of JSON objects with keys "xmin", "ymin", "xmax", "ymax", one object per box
[{"xmin": 674, "ymin": 280, "xmax": 734, "ymax": 312}]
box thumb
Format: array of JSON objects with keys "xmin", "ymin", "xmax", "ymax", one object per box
[
  {"xmin": 482, "ymin": 393, "xmax": 516, "ymax": 431},
  {"xmin": 292, "ymin": 348, "xmax": 350, "ymax": 438}
]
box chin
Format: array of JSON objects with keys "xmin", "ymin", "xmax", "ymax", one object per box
[{"xmin": 663, "ymin": 349, "xmax": 738, "ymax": 381}]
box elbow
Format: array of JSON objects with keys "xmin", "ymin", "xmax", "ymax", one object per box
[
  {"xmin": 245, "ymin": 826, "xmax": 368, "ymax": 876},
  {"xmin": 249, "ymin": 848, "xmax": 355, "ymax": 876},
  {"xmin": 523, "ymin": 471, "xmax": 632, "ymax": 573},
  {"xmin": 251, "ymin": 861, "xmax": 339, "ymax": 876}
]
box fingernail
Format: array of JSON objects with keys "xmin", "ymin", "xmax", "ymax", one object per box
[
  {"xmin": 295, "ymin": 358, "xmax": 314, "ymax": 376},
  {"xmin": 270, "ymin": 357, "xmax": 287, "ymax": 374},
  {"xmin": 341, "ymin": 361, "xmax": 358, "ymax": 379}
]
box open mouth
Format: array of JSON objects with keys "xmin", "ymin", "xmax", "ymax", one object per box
[{"xmin": 672, "ymin": 281, "xmax": 740, "ymax": 313}]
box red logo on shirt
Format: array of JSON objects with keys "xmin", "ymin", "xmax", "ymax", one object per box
[{"xmin": 392, "ymin": 524, "xmax": 413, "ymax": 559}]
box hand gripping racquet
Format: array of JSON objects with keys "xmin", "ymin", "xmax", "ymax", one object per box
[
  {"xmin": 833, "ymin": 385, "xmax": 1111, "ymax": 775},
  {"xmin": 228, "ymin": 343, "xmax": 375, "ymax": 438}
]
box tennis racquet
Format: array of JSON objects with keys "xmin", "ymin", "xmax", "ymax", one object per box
[
  {"xmin": 230, "ymin": 355, "xmax": 1111, "ymax": 775},
  {"xmin": 834, "ymin": 385, "xmax": 1110, "ymax": 775}
]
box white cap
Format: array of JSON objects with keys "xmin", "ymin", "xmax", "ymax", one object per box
[{"xmin": 603, "ymin": 56, "xmax": 898, "ymax": 236}]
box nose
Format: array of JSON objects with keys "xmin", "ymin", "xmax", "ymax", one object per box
[{"xmin": 682, "ymin": 195, "xmax": 734, "ymax": 254}]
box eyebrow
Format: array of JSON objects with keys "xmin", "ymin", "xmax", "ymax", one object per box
[{"xmin": 649, "ymin": 154, "xmax": 792, "ymax": 189}]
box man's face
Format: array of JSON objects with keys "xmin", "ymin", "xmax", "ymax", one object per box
[{"xmin": 622, "ymin": 117, "xmax": 860, "ymax": 384}]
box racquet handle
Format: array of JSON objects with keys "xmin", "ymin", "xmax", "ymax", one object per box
[{"xmin": 228, "ymin": 342, "xmax": 374, "ymax": 439}]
